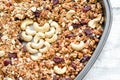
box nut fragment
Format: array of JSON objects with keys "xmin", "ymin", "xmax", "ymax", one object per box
[
  {"xmin": 0, "ymin": 51, "xmax": 5, "ymax": 57},
  {"xmin": 66, "ymin": 10, "xmax": 75, "ymax": 19},
  {"xmin": 70, "ymin": 41, "xmax": 85, "ymax": 51},
  {"xmin": 54, "ymin": 66, "xmax": 67, "ymax": 74},
  {"xmin": 88, "ymin": 14, "xmax": 102, "ymax": 28}
]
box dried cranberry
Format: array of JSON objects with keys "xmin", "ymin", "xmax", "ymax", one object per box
[
  {"xmin": 65, "ymin": 78, "xmax": 72, "ymax": 80},
  {"xmin": 53, "ymin": 57, "xmax": 64, "ymax": 63},
  {"xmin": 80, "ymin": 56, "xmax": 90, "ymax": 63},
  {"xmin": 0, "ymin": 33, "xmax": 3, "ymax": 38},
  {"xmin": 72, "ymin": 23, "xmax": 81, "ymax": 28},
  {"xmin": 81, "ymin": 19, "xmax": 89, "ymax": 24},
  {"xmin": 84, "ymin": 29, "xmax": 93, "ymax": 35},
  {"xmin": 4, "ymin": 60, "xmax": 12, "ymax": 66},
  {"xmin": 8, "ymin": 53, "xmax": 17, "ymax": 59},
  {"xmin": 71, "ymin": 62, "xmax": 77, "ymax": 70},
  {"xmin": 23, "ymin": 45, "xmax": 27, "ymax": 52},
  {"xmin": 17, "ymin": 34, "xmax": 24, "ymax": 43},
  {"xmin": 53, "ymin": 77, "xmax": 59, "ymax": 80},
  {"xmin": 83, "ymin": 5, "xmax": 91, "ymax": 13},
  {"xmin": 34, "ymin": 10, "xmax": 40, "ymax": 17},
  {"xmin": 65, "ymin": 34, "xmax": 74, "ymax": 38},
  {"xmin": 53, "ymin": 0, "xmax": 59, "ymax": 5}
]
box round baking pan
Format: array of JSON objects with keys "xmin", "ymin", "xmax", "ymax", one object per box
[{"xmin": 75, "ymin": 0, "xmax": 112, "ymax": 80}]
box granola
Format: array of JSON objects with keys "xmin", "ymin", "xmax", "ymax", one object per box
[{"xmin": 0, "ymin": 0, "xmax": 104, "ymax": 80}]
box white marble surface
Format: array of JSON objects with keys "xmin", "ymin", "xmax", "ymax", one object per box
[{"xmin": 83, "ymin": 0, "xmax": 120, "ymax": 80}]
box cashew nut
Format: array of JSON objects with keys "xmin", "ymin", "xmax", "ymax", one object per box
[
  {"xmin": 0, "ymin": 50, "xmax": 5, "ymax": 57},
  {"xmin": 33, "ymin": 32, "xmax": 45, "ymax": 43},
  {"xmin": 54, "ymin": 66, "xmax": 67, "ymax": 74},
  {"xmin": 31, "ymin": 39, "xmax": 44, "ymax": 49},
  {"xmin": 30, "ymin": 53, "xmax": 42, "ymax": 61},
  {"xmin": 45, "ymin": 27, "xmax": 55, "ymax": 38},
  {"xmin": 66, "ymin": 10, "xmax": 75, "ymax": 19},
  {"xmin": 39, "ymin": 41, "xmax": 50, "ymax": 53},
  {"xmin": 88, "ymin": 14, "xmax": 102, "ymax": 28},
  {"xmin": 50, "ymin": 21, "xmax": 61, "ymax": 34},
  {"xmin": 26, "ymin": 26, "xmax": 36, "ymax": 36},
  {"xmin": 21, "ymin": 19, "xmax": 33, "ymax": 30},
  {"xmin": 26, "ymin": 42, "xmax": 38, "ymax": 54},
  {"xmin": 21, "ymin": 31, "xmax": 32, "ymax": 42},
  {"xmin": 45, "ymin": 34, "xmax": 57, "ymax": 43},
  {"xmin": 4, "ymin": 77, "xmax": 12, "ymax": 80},
  {"xmin": 33, "ymin": 22, "xmax": 50, "ymax": 32},
  {"xmin": 70, "ymin": 41, "xmax": 85, "ymax": 51}
]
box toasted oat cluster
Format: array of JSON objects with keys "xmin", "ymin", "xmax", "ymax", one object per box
[{"xmin": 0, "ymin": 0, "xmax": 104, "ymax": 80}]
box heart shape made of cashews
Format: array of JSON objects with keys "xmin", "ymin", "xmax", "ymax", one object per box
[{"xmin": 20, "ymin": 19, "xmax": 61, "ymax": 60}]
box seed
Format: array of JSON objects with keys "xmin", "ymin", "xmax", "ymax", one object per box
[
  {"xmin": 4, "ymin": 60, "xmax": 12, "ymax": 66},
  {"xmin": 53, "ymin": 57, "xmax": 64, "ymax": 63},
  {"xmin": 8, "ymin": 53, "xmax": 17, "ymax": 59}
]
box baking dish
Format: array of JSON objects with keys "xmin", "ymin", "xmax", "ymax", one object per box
[{"xmin": 75, "ymin": 0, "xmax": 112, "ymax": 80}]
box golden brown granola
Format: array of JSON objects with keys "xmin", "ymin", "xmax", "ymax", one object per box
[{"xmin": 0, "ymin": 0, "xmax": 104, "ymax": 80}]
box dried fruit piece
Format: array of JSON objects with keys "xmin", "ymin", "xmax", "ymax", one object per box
[
  {"xmin": 4, "ymin": 60, "xmax": 12, "ymax": 66},
  {"xmin": 34, "ymin": 10, "xmax": 40, "ymax": 17},
  {"xmin": 65, "ymin": 34, "xmax": 74, "ymax": 38},
  {"xmin": 53, "ymin": 57, "xmax": 64, "ymax": 63},
  {"xmin": 71, "ymin": 62, "xmax": 77, "ymax": 70},
  {"xmin": 80, "ymin": 56, "xmax": 90, "ymax": 63},
  {"xmin": 83, "ymin": 5, "xmax": 91, "ymax": 13},
  {"xmin": 81, "ymin": 19, "xmax": 89, "ymax": 24},
  {"xmin": 65, "ymin": 78, "xmax": 73, "ymax": 80},
  {"xmin": 53, "ymin": 0, "xmax": 59, "ymax": 5},
  {"xmin": 23, "ymin": 45, "xmax": 27, "ymax": 52},
  {"xmin": 84, "ymin": 29, "xmax": 93, "ymax": 35},
  {"xmin": 53, "ymin": 77, "xmax": 59, "ymax": 80},
  {"xmin": 72, "ymin": 23, "xmax": 81, "ymax": 28},
  {"xmin": 8, "ymin": 53, "xmax": 17, "ymax": 59}
]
